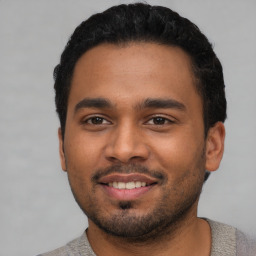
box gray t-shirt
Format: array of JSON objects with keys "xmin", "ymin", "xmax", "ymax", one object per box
[{"xmin": 38, "ymin": 219, "xmax": 256, "ymax": 256}]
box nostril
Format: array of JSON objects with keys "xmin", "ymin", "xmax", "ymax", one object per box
[
  {"xmin": 104, "ymin": 133, "xmax": 150, "ymax": 163},
  {"xmin": 106, "ymin": 156, "xmax": 122, "ymax": 163},
  {"xmin": 106, "ymin": 155, "xmax": 147, "ymax": 164}
]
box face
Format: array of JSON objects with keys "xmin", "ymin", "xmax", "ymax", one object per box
[{"xmin": 59, "ymin": 43, "xmax": 224, "ymax": 239}]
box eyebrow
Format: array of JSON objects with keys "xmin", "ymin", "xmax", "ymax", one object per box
[
  {"xmin": 74, "ymin": 97, "xmax": 186, "ymax": 113},
  {"xmin": 74, "ymin": 97, "xmax": 112, "ymax": 113},
  {"xmin": 137, "ymin": 98, "xmax": 186, "ymax": 111}
]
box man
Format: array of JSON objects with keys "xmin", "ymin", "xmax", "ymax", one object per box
[{"xmin": 39, "ymin": 3, "xmax": 255, "ymax": 256}]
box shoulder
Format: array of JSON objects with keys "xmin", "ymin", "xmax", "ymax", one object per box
[
  {"xmin": 236, "ymin": 229, "xmax": 256, "ymax": 256},
  {"xmin": 37, "ymin": 232, "xmax": 96, "ymax": 256},
  {"xmin": 37, "ymin": 246, "xmax": 68, "ymax": 256},
  {"xmin": 205, "ymin": 218, "xmax": 256, "ymax": 256},
  {"xmin": 206, "ymin": 219, "xmax": 237, "ymax": 255}
]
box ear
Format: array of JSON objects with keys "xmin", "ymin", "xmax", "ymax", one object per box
[
  {"xmin": 205, "ymin": 122, "xmax": 225, "ymax": 172},
  {"xmin": 58, "ymin": 128, "xmax": 67, "ymax": 172}
]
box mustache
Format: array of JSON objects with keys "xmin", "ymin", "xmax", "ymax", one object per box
[{"xmin": 91, "ymin": 163, "xmax": 166, "ymax": 183}]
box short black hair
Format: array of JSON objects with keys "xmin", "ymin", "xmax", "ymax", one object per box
[{"xmin": 54, "ymin": 3, "xmax": 227, "ymax": 137}]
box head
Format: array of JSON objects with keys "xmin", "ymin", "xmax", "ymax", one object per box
[{"xmin": 54, "ymin": 3, "xmax": 226, "ymax": 240}]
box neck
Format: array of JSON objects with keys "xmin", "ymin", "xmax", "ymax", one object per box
[{"xmin": 86, "ymin": 208, "xmax": 211, "ymax": 256}]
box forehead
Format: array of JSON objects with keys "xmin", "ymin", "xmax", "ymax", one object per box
[{"xmin": 69, "ymin": 42, "xmax": 202, "ymax": 113}]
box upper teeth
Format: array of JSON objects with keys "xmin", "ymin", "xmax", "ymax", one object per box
[{"xmin": 108, "ymin": 181, "xmax": 147, "ymax": 189}]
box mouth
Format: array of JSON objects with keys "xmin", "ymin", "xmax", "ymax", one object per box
[
  {"xmin": 98, "ymin": 174, "xmax": 158, "ymax": 200},
  {"xmin": 108, "ymin": 181, "xmax": 149, "ymax": 189}
]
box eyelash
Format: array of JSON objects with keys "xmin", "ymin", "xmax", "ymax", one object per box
[
  {"xmin": 146, "ymin": 116, "xmax": 174, "ymax": 125},
  {"xmin": 82, "ymin": 116, "xmax": 111, "ymax": 125}
]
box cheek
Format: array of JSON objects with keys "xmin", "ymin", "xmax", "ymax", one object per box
[
  {"xmin": 150, "ymin": 132, "xmax": 205, "ymax": 172},
  {"xmin": 64, "ymin": 137, "xmax": 95, "ymax": 204},
  {"xmin": 65, "ymin": 130, "xmax": 103, "ymax": 164},
  {"xmin": 63, "ymin": 136, "xmax": 99, "ymax": 189}
]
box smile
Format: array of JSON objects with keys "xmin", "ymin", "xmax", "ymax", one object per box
[
  {"xmin": 108, "ymin": 181, "xmax": 147, "ymax": 189},
  {"xmin": 98, "ymin": 173, "xmax": 158, "ymax": 200}
]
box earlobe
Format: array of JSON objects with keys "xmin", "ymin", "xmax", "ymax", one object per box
[
  {"xmin": 58, "ymin": 128, "xmax": 67, "ymax": 172},
  {"xmin": 205, "ymin": 122, "xmax": 225, "ymax": 172}
]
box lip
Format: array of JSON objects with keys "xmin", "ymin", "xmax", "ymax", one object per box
[
  {"xmin": 100, "ymin": 183, "xmax": 156, "ymax": 201},
  {"xmin": 98, "ymin": 173, "xmax": 158, "ymax": 201}
]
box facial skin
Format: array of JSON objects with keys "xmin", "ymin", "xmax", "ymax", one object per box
[{"xmin": 58, "ymin": 43, "xmax": 225, "ymax": 255}]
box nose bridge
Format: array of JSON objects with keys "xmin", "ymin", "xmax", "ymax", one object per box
[{"xmin": 105, "ymin": 119, "xmax": 149, "ymax": 163}]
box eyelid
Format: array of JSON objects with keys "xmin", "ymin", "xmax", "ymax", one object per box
[
  {"xmin": 81, "ymin": 114, "xmax": 112, "ymax": 125},
  {"xmin": 144, "ymin": 114, "xmax": 176, "ymax": 125}
]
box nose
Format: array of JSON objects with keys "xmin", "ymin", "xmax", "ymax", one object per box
[{"xmin": 104, "ymin": 122, "xmax": 150, "ymax": 164}]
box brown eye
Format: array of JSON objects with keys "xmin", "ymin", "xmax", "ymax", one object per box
[
  {"xmin": 85, "ymin": 116, "xmax": 110, "ymax": 125},
  {"xmin": 90, "ymin": 117, "xmax": 104, "ymax": 124},
  {"xmin": 152, "ymin": 117, "xmax": 167, "ymax": 125},
  {"xmin": 146, "ymin": 117, "xmax": 173, "ymax": 125}
]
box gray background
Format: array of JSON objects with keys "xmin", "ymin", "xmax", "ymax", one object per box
[{"xmin": 0, "ymin": 0, "xmax": 255, "ymax": 255}]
